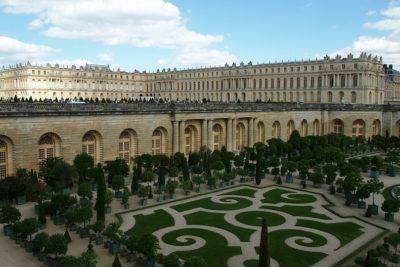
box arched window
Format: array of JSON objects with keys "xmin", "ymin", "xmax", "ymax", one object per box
[
  {"xmin": 327, "ymin": 91, "xmax": 333, "ymax": 103},
  {"xmin": 0, "ymin": 140, "xmax": 7, "ymax": 179},
  {"xmin": 287, "ymin": 120, "xmax": 295, "ymax": 140},
  {"xmin": 38, "ymin": 136, "xmax": 55, "ymax": 161},
  {"xmin": 185, "ymin": 126, "xmax": 198, "ymax": 155},
  {"xmin": 236, "ymin": 123, "xmax": 246, "ymax": 150},
  {"xmin": 352, "ymin": 119, "xmax": 365, "ymax": 137},
  {"xmin": 333, "ymin": 119, "xmax": 344, "ymax": 134},
  {"xmin": 272, "ymin": 121, "xmax": 281, "ymax": 139},
  {"xmin": 257, "ymin": 122, "xmax": 266, "ymax": 143},
  {"xmin": 313, "ymin": 119, "xmax": 320, "ymax": 136},
  {"xmin": 119, "ymin": 131, "xmax": 133, "ymax": 163},
  {"xmin": 301, "ymin": 120, "xmax": 308, "ymax": 137},
  {"xmin": 213, "ymin": 124, "xmax": 224, "ymax": 151},
  {"xmin": 339, "ymin": 91, "xmax": 344, "ymax": 103},
  {"xmin": 152, "ymin": 130, "xmax": 162, "ymax": 155},
  {"xmin": 372, "ymin": 120, "xmax": 381, "ymax": 136},
  {"xmin": 82, "ymin": 133, "xmax": 96, "ymax": 160}
]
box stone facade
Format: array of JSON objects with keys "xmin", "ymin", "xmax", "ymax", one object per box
[
  {"xmin": 0, "ymin": 53, "xmax": 390, "ymax": 105},
  {"xmin": 0, "ymin": 102, "xmax": 397, "ymax": 178}
]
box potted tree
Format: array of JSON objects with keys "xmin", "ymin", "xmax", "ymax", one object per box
[
  {"xmin": 166, "ymin": 179, "xmax": 178, "ymax": 199},
  {"xmin": 192, "ymin": 175, "xmax": 204, "ymax": 193},
  {"xmin": 112, "ymin": 175, "xmax": 125, "ymax": 199},
  {"xmin": 137, "ymin": 234, "xmax": 160, "ymax": 267},
  {"xmin": 64, "ymin": 207, "xmax": 79, "ymax": 232},
  {"xmin": 155, "ymin": 186, "xmax": 164, "ymax": 202},
  {"xmin": 32, "ymin": 232, "xmax": 49, "ymax": 260},
  {"xmin": 183, "ymin": 256, "xmax": 207, "ymax": 267},
  {"xmin": 103, "ymin": 222, "xmax": 123, "ymax": 254},
  {"xmin": 17, "ymin": 217, "xmax": 38, "ymax": 248},
  {"xmin": 121, "ymin": 187, "xmax": 130, "ymax": 209},
  {"xmin": 0, "ymin": 205, "xmax": 21, "ymax": 236},
  {"xmin": 138, "ymin": 185, "xmax": 149, "ymax": 206},
  {"xmin": 336, "ymin": 178, "xmax": 344, "ymax": 193},
  {"xmin": 163, "ymin": 253, "xmax": 180, "ymax": 267},
  {"xmin": 141, "ymin": 171, "xmax": 155, "ymax": 199},
  {"xmin": 367, "ymin": 177, "xmax": 384, "ymax": 215},
  {"xmin": 76, "ymin": 206, "xmax": 93, "ymax": 238},
  {"xmin": 309, "ymin": 166, "xmax": 324, "ymax": 188},
  {"xmin": 284, "ymin": 161, "xmax": 297, "ymax": 183},
  {"xmin": 73, "ymin": 153, "xmax": 94, "ymax": 184},
  {"xmin": 355, "ymin": 184, "xmax": 370, "ymax": 209},
  {"xmin": 182, "ymin": 180, "xmax": 193, "ymax": 196},
  {"xmin": 124, "ymin": 233, "xmax": 138, "ymax": 262},
  {"xmin": 88, "ymin": 220, "xmax": 105, "ymax": 245},
  {"xmin": 105, "ymin": 190, "xmax": 113, "ymax": 214},
  {"xmin": 50, "ymin": 194, "xmax": 77, "ymax": 225},
  {"xmin": 382, "ymin": 199, "xmax": 399, "ymax": 222},
  {"xmin": 78, "ymin": 182, "xmax": 93, "ymax": 205},
  {"xmin": 207, "ymin": 175, "xmax": 217, "ymax": 190},
  {"xmin": 168, "ymin": 166, "xmax": 179, "ymax": 182},
  {"xmin": 44, "ymin": 234, "xmax": 68, "ymax": 263}
]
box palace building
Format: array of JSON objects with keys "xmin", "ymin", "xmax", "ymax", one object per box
[{"xmin": 0, "ymin": 53, "xmax": 400, "ymax": 178}]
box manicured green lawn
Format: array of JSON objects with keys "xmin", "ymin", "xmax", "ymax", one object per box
[
  {"xmin": 235, "ymin": 210, "xmax": 286, "ymax": 227},
  {"xmin": 261, "ymin": 205, "xmax": 330, "ymax": 220},
  {"xmin": 262, "ymin": 188, "xmax": 317, "ymax": 204},
  {"xmin": 221, "ymin": 187, "xmax": 257, "ymax": 198},
  {"xmin": 162, "ymin": 228, "xmax": 242, "ymax": 267},
  {"xmin": 185, "ymin": 211, "xmax": 255, "ymax": 242},
  {"xmin": 125, "ymin": 209, "xmax": 175, "ymax": 238},
  {"xmin": 171, "ymin": 196, "xmax": 253, "ymax": 212}
]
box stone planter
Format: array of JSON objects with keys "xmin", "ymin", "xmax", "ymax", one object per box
[
  {"xmin": 62, "ymin": 188, "xmax": 71, "ymax": 195},
  {"xmin": 163, "ymin": 194, "xmax": 168, "ymax": 201},
  {"xmin": 389, "ymin": 168, "xmax": 396, "ymax": 177},
  {"xmin": 80, "ymin": 197, "xmax": 89, "ymax": 205},
  {"xmin": 3, "ymin": 225, "xmax": 11, "ymax": 236},
  {"xmin": 115, "ymin": 191, "xmax": 123, "ymax": 199},
  {"xmin": 219, "ymin": 181, "xmax": 225, "ymax": 188},
  {"xmin": 95, "ymin": 236, "xmax": 103, "ymax": 245},
  {"xmin": 185, "ymin": 190, "xmax": 191, "ymax": 196},
  {"xmin": 195, "ymin": 187, "xmax": 202, "ymax": 193},
  {"xmin": 15, "ymin": 236, "xmax": 22, "ymax": 244},
  {"xmin": 25, "ymin": 242, "xmax": 33, "ymax": 253},
  {"xmin": 370, "ymin": 170, "xmax": 379, "ymax": 179},
  {"xmin": 9, "ymin": 230, "xmax": 16, "ymax": 240},
  {"xmin": 16, "ymin": 194, "xmax": 26, "ymax": 205},
  {"xmin": 34, "ymin": 204, "xmax": 39, "ymax": 214},
  {"xmin": 79, "ymin": 228, "xmax": 90, "ymax": 238},
  {"xmin": 19, "ymin": 239, "xmax": 28, "ymax": 248},
  {"xmin": 230, "ymin": 181, "xmax": 235, "ymax": 185},
  {"xmin": 285, "ymin": 174, "xmax": 293, "ymax": 183},
  {"xmin": 124, "ymin": 203, "xmax": 130, "ymax": 209},
  {"xmin": 368, "ymin": 204, "xmax": 379, "ymax": 215},
  {"xmin": 240, "ymin": 177, "xmax": 245, "ymax": 183},
  {"xmin": 390, "ymin": 254, "xmax": 400, "ymax": 263},
  {"xmin": 143, "ymin": 259, "xmax": 155, "ymax": 267},
  {"xmin": 123, "ymin": 176, "xmax": 129, "ymax": 186},
  {"xmin": 157, "ymin": 196, "xmax": 163, "ymax": 202},
  {"xmin": 109, "ymin": 242, "xmax": 120, "ymax": 254},
  {"xmin": 91, "ymin": 182, "xmax": 97, "ymax": 191},
  {"xmin": 385, "ymin": 212, "xmax": 394, "ymax": 222},
  {"xmin": 336, "ymin": 187, "xmax": 344, "ymax": 193},
  {"xmin": 104, "ymin": 240, "xmax": 111, "ymax": 249},
  {"xmin": 169, "ymin": 193, "xmax": 176, "ymax": 199},
  {"xmin": 37, "ymin": 252, "xmax": 46, "ymax": 262},
  {"xmin": 357, "ymin": 201, "xmax": 366, "ymax": 209},
  {"xmin": 106, "ymin": 206, "xmax": 112, "ymax": 214},
  {"xmin": 127, "ymin": 252, "xmax": 137, "ymax": 262},
  {"xmin": 53, "ymin": 214, "xmax": 65, "ymax": 225},
  {"xmin": 140, "ymin": 199, "xmax": 148, "ymax": 206},
  {"xmin": 39, "ymin": 223, "xmax": 46, "ymax": 230},
  {"xmin": 68, "ymin": 223, "xmax": 78, "ymax": 231}
]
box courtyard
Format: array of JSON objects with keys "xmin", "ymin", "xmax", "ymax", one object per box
[{"xmin": 119, "ymin": 185, "xmax": 384, "ymax": 267}]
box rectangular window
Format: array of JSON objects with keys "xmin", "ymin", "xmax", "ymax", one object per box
[
  {"xmin": 0, "ymin": 166, "xmax": 5, "ymax": 179},
  {"xmin": 0, "ymin": 152, "xmax": 5, "ymax": 163}
]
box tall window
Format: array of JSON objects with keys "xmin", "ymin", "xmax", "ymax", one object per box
[
  {"xmin": 372, "ymin": 120, "xmax": 381, "ymax": 136},
  {"xmin": 352, "ymin": 120, "xmax": 365, "ymax": 137},
  {"xmin": 185, "ymin": 127, "xmax": 197, "ymax": 155},
  {"xmin": 333, "ymin": 119, "xmax": 344, "ymax": 134},
  {"xmin": 328, "ymin": 91, "xmax": 333, "ymax": 103},
  {"xmin": 82, "ymin": 134, "xmax": 96, "ymax": 159},
  {"xmin": 301, "ymin": 120, "xmax": 308, "ymax": 137},
  {"xmin": 0, "ymin": 140, "xmax": 6, "ymax": 179},
  {"xmin": 38, "ymin": 136, "xmax": 55, "ymax": 161},
  {"xmin": 287, "ymin": 120, "xmax": 295, "ymax": 139},
  {"xmin": 352, "ymin": 74, "xmax": 358, "ymax": 87},
  {"xmin": 152, "ymin": 130, "xmax": 162, "ymax": 155},
  {"xmin": 351, "ymin": 91, "xmax": 357, "ymax": 103},
  {"xmin": 272, "ymin": 121, "xmax": 281, "ymax": 139},
  {"xmin": 236, "ymin": 123, "xmax": 246, "ymax": 150},
  {"xmin": 341, "ymin": 75, "xmax": 345, "ymax": 87},
  {"xmin": 257, "ymin": 122, "xmax": 265, "ymax": 143},
  {"xmin": 313, "ymin": 119, "xmax": 320, "ymax": 136},
  {"xmin": 119, "ymin": 131, "xmax": 131, "ymax": 163},
  {"xmin": 213, "ymin": 124, "xmax": 223, "ymax": 151}
]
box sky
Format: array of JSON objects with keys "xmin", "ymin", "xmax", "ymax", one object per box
[{"xmin": 0, "ymin": 0, "xmax": 399, "ymax": 72}]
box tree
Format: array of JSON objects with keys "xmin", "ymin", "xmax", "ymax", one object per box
[
  {"xmin": 19, "ymin": 218, "xmax": 38, "ymax": 241},
  {"xmin": 40, "ymin": 158, "xmax": 76, "ymax": 191},
  {"xmin": 94, "ymin": 164, "xmax": 106, "ymax": 222},
  {"xmin": 104, "ymin": 158, "xmax": 129, "ymax": 186},
  {"xmin": 45, "ymin": 234, "xmax": 68, "ymax": 258},
  {"xmin": 355, "ymin": 185, "xmax": 370, "ymax": 203},
  {"xmin": 342, "ymin": 172, "xmax": 362, "ymax": 194},
  {"xmin": 112, "ymin": 254, "xmax": 122, "ymax": 267},
  {"xmin": 73, "ymin": 153, "xmax": 94, "ymax": 184},
  {"xmin": 0, "ymin": 205, "xmax": 21, "ymax": 226},
  {"xmin": 309, "ymin": 166, "xmax": 324, "ymax": 186},
  {"xmin": 382, "ymin": 199, "xmax": 399, "ymax": 215},
  {"xmin": 78, "ymin": 182, "xmax": 93, "ymax": 200},
  {"xmin": 124, "ymin": 233, "xmax": 137, "ymax": 253},
  {"xmin": 164, "ymin": 253, "xmax": 181, "ymax": 267},
  {"xmin": 111, "ymin": 175, "xmax": 125, "ymax": 194},
  {"xmin": 51, "ymin": 194, "xmax": 77, "ymax": 215},
  {"xmin": 255, "ymin": 143, "xmax": 266, "ymax": 185},
  {"xmin": 258, "ymin": 217, "xmax": 270, "ymax": 267},
  {"xmin": 88, "ymin": 220, "xmax": 105, "ymax": 237},
  {"xmin": 131, "ymin": 157, "xmax": 142, "ymax": 194},
  {"xmin": 76, "ymin": 206, "xmax": 93, "ymax": 228},
  {"xmin": 31, "ymin": 232, "xmax": 49, "ymax": 253},
  {"xmin": 138, "ymin": 233, "xmax": 160, "ymax": 259},
  {"xmin": 367, "ymin": 177, "xmax": 384, "ymax": 206},
  {"xmin": 141, "ymin": 171, "xmax": 155, "ymax": 186},
  {"xmin": 183, "ymin": 256, "xmax": 207, "ymax": 267}
]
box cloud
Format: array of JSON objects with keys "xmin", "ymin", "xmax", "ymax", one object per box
[
  {"xmin": 32, "ymin": 59, "xmax": 92, "ymax": 68},
  {"xmin": 333, "ymin": 3, "xmax": 400, "ymax": 68},
  {"xmin": 97, "ymin": 53, "xmax": 113, "ymax": 62},
  {"xmin": 366, "ymin": 10, "xmax": 376, "ymax": 16},
  {"xmin": 0, "ymin": 0, "xmax": 236, "ymax": 67},
  {"xmin": 0, "ymin": 36, "xmax": 55, "ymax": 65}
]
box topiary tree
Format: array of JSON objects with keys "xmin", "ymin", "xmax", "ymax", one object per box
[
  {"xmin": 168, "ymin": 166, "xmax": 179, "ymax": 180},
  {"xmin": 76, "ymin": 206, "xmax": 93, "ymax": 228},
  {"xmin": 367, "ymin": 177, "xmax": 384, "ymax": 207},
  {"xmin": 31, "ymin": 232, "xmax": 49, "ymax": 253},
  {"xmin": 124, "ymin": 233, "xmax": 137, "ymax": 254},
  {"xmin": 94, "ymin": 164, "xmax": 106, "ymax": 222},
  {"xmin": 45, "ymin": 234, "xmax": 68, "ymax": 258},
  {"xmin": 50, "ymin": 193, "xmax": 77, "ymax": 216},
  {"xmin": 73, "ymin": 153, "xmax": 94, "ymax": 184},
  {"xmin": 104, "ymin": 158, "xmax": 129, "ymax": 187},
  {"xmin": 111, "ymin": 175, "xmax": 125, "ymax": 196},
  {"xmin": 112, "ymin": 254, "xmax": 122, "ymax": 267},
  {"xmin": 164, "ymin": 253, "xmax": 181, "ymax": 267},
  {"xmin": 382, "ymin": 199, "xmax": 399, "ymax": 221},
  {"xmin": 78, "ymin": 182, "xmax": 93, "ymax": 200},
  {"xmin": 138, "ymin": 233, "xmax": 160, "ymax": 260},
  {"xmin": 355, "ymin": 184, "xmax": 370, "ymax": 207},
  {"xmin": 0, "ymin": 205, "xmax": 21, "ymax": 226},
  {"xmin": 19, "ymin": 217, "xmax": 39, "ymax": 241},
  {"xmin": 309, "ymin": 166, "xmax": 324, "ymax": 187},
  {"xmin": 40, "ymin": 158, "xmax": 76, "ymax": 192},
  {"xmin": 105, "ymin": 190, "xmax": 113, "ymax": 209}
]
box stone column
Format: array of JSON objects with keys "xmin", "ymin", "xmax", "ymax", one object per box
[
  {"xmin": 202, "ymin": 119, "xmax": 207, "ymax": 148},
  {"xmin": 227, "ymin": 118, "xmax": 233, "ymax": 151},
  {"xmin": 232, "ymin": 119, "xmax": 237, "ymax": 151},
  {"xmin": 173, "ymin": 121, "xmax": 179, "ymax": 154},
  {"xmin": 179, "ymin": 120, "xmax": 186, "ymax": 154},
  {"xmin": 249, "ymin": 118, "xmax": 254, "ymax": 147},
  {"xmin": 207, "ymin": 119, "xmax": 213, "ymax": 150}
]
